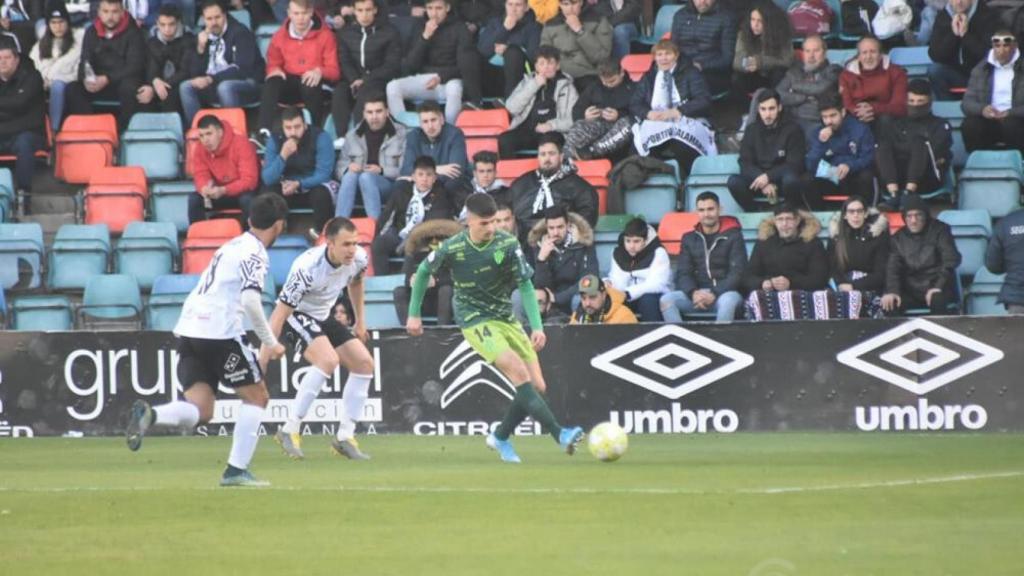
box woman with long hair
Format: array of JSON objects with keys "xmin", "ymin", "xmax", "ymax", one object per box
[
  {"xmin": 733, "ymin": 1, "xmax": 793, "ymax": 96},
  {"xmin": 28, "ymin": 3, "xmax": 82, "ymax": 130},
  {"xmin": 826, "ymin": 195, "xmax": 889, "ymax": 318}
]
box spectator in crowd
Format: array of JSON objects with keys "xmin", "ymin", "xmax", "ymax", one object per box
[
  {"xmin": 529, "ymin": 0, "xmax": 558, "ymax": 25},
  {"xmin": 458, "ymin": 0, "xmax": 500, "ymax": 33},
  {"xmin": 455, "ymin": 150, "xmax": 508, "ymax": 216},
  {"xmin": 826, "ymin": 196, "xmax": 888, "ymax": 318},
  {"xmin": 507, "ymin": 132, "xmax": 598, "ymax": 232},
  {"xmin": 565, "ymin": 58, "xmax": 634, "ymax": 161},
  {"xmin": 876, "ymin": 78, "xmax": 953, "ymax": 211},
  {"xmin": 961, "ymin": 29, "xmax": 1024, "ymax": 153},
  {"xmin": 190, "ymin": 114, "xmax": 260, "ymax": 225},
  {"xmin": 0, "ymin": 37, "xmax": 44, "ymax": 206},
  {"xmin": 65, "ymin": 0, "xmax": 146, "ymax": 130},
  {"xmin": 138, "ymin": 4, "xmax": 194, "ymax": 115},
  {"xmin": 29, "ymin": 3, "xmax": 82, "ymax": 131},
  {"xmin": 743, "ymin": 204, "xmax": 829, "ymax": 320},
  {"xmin": 570, "ymin": 273, "xmax": 637, "ymax": 324},
  {"xmin": 392, "ymin": 219, "xmax": 459, "ymax": 325},
  {"xmin": 790, "ymin": 96, "xmax": 875, "ymax": 210},
  {"xmin": 332, "ymin": 0, "xmax": 401, "ymax": 133},
  {"xmin": 661, "ymin": 191, "xmax": 746, "ymax": 323},
  {"xmin": 882, "ymin": 195, "xmax": 961, "ymax": 316},
  {"xmin": 257, "ymin": 0, "xmax": 339, "ymax": 137},
  {"xmin": 733, "ymin": 1, "xmax": 793, "ymax": 96},
  {"xmin": 928, "ymin": 0, "xmax": 999, "ymax": 100},
  {"xmin": 498, "ymin": 45, "xmax": 578, "ymax": 159},
  {"xmin": 590, "ymin": 0, "xmax": 640, "ymax": 61},
  {"xmin": 839, "ymin": 36, "xmax": 908, "ymax": 136},
  {"xmin": 334, "ymin": 95, "xmax": 408, "ymax": 219},
  {"xmin": 539, "ymin": 0, "xmax": 612, "ymax": 93},
  {"xmin": 477, "ymin": 0, "xmax": 541, "ymax": 99},
  {"xmin": 607, "ymin": 216, "xmax": 671, "ymax": 321},
  {"xmin": 400, "ymin": 101, "xmax": 470, "ymax": 195},
  {"xmin": 777, "ymin": 35, "xmax": 842, "ymax": 138},
  {"xmin": 332, "ymin": 299, "xmax": 352, "ymax": 326},
  {"xmin": 181, "ymin": 0, "xmax": 264, "ymax": 126},
  {"xmin": 494, "ymin": 200, "xmax": 518, "ymax": 236},
  {"xmin": 670, "ymin": 0, "xmax": 736, "ymax": 96},
  {"xmin": 727, "ymin": 89, "xmax": 805, "ymax": 212},
  {"xmin": 515, "ymin": 204, "xmax": 597, "ymax": 323},
  {"xmin": 372, "ymin": 155, "xmax": 456, "ymax": 274},
  {"xmin": 985, "ymin": 206, "xmax": 1024, "ymax": 314},
  {"xmin": 386, "ymin": 0, "xmax": 481, "ymax": 124},
  {"xmin": 261, "ymin": 106, "xmax": 337, "ymax": 237},
  {"xmin": 630, "ymin": 39, "xmax": 713, "ymax": 182},
  {"xmin": 0, "ymin": 0, "xmax": 40, "ymax": 53}
]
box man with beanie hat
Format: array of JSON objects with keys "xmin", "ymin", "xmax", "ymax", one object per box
[
  {"xmin": 875, "ymin": 78, "xmax": 953, "ymax": 211},
  {"xmin": 882, "ymin": 195, "xmax": 962, "ymax": 315},
  {"xmin": 570, "ymin": 274, "xmax": 637, "ymax": 324}
]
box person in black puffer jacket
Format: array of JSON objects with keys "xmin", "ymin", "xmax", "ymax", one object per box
[
  {"xmin": 332, "ymin": 0, "xmax": 402, "ymax": 132},
  {"xmin": 506, "ymin": 132, "xmax": 599, "ymax": 235},
  {"xmin": 0, "ymin": 37, "xmax": 45, "ymax": 202},
  {"xmin": 743, "ymin": 203, "xmax": 829, "ymax": 294},
  {"xmin": 139, "ymin": 4, "xmax": 194, "ymax": 115},
  {"xmin": 670, "ymin": 0, "xmax": 737, "ymax": 95},
  {"xmin": 827, "ymin": 196, "xmax": 889, "ymax": 317}
]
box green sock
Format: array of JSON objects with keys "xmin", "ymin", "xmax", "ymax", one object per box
[
  {"xmin": 514, "ymin": 383, "xmax": 563, "ymax": 441},
  {"xmin": 494, "ymin": 401, "xmax": 526, "ymax": 441}
]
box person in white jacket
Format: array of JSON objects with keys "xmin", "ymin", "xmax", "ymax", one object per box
[
  {"xmin": 607, "ymin": 216, "xmax": 672, "ymax": 321},
  {"xmin": 28, "ymin": 3, "xmax": 82, "ymax": 130},
  {"xmin": 497, "ymin": 44, "xmax": 578, "ymax": 159}
]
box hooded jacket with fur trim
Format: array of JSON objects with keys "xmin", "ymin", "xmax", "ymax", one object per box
[
  {"xmin": 826, "ymin": 208, "xmax": 890, "ymax": 291},
  {"xmin": 743, "ymin": 210, "xmax": 829, "ymax": 293},
  {"xmin": 400, "ymin": 219, "xmax": 462, "ymax": 286},
  {"xmin": 527, "ymin": 212, "xmax": 597, "ymax": 312},
  {"xmin": 608, "ymin": 225, "xmax": 672, "ymax": 300}
]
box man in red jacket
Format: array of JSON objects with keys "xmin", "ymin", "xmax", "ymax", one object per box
[
  {"xmin": 257, "ymin": 0, "xmax": 340, "ymax": 138},
  {"xmin": 839, "ymin": 36, "xmax": 908, "ymax": 136},
  {"xmin": 190, "ymin": 115, "xmax": 260, "ymax": 226}
]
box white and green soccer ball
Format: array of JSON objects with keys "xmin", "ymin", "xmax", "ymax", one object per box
[{"xmin": 587, "ymin": 422, "xmax": 628, "ymax": 462}]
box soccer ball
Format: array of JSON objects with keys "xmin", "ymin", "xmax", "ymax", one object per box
[{"xmin": 587, "ymin": 422, "xmax": 628, "ymax": 462}]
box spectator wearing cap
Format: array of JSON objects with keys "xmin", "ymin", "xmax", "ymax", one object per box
[
  {"xmin": 0, "ymin": 36, "xmax": 44, "ymax": 208},
  {"xmin": 960, "ymin": 29, "xmax": 1024, "ymax": 153},
  {"xmin": 570, "ymin": 274, "xmax": 637, "ymax": 324},
  {"xmin": 607, "ymin": 216, "xmax": 672, "ymax": 321},
  {"xmin": 985, "ymin": 206, "xmax": 1024, "ymax": 314},
  {"xmin": 29, "ymin": 2, "xmax": 83, "ymax": 131},
  {"xmin": 839, "ymin": 36, "xmax": 908, "ymax": 137}
]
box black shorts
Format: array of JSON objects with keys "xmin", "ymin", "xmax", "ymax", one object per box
[
  {"xmin": 176, "ymin": 335, "xmax": 263, "ymax": 391},
  {"xmin": 282, "ymin": 311, "xmax": 355, "ymax": 358}
]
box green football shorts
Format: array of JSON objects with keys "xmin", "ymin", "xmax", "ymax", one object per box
[{"xmin": 462, "ymin": 320, "xmax": 538, "ymax": 364}]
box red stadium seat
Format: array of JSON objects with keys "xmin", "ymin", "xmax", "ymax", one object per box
[
  {"xmin": 621, "ymin": 54, "xmax": 653, "ymax": 81},
  {"xmin": 185, "ymin": 108, "xmax": 248, "ymax": 178},
  {"xmin": 457, "ymin": 109, "xmax": 509, "ymax": 161},
  {"xmin": 350, "ymin": 216, "xmax": 377, "ymax": 275},
  {"xmin": 84, "ymin": 166, "xmax": 149, "ymax": 234},
  {"xmin": 55, "ymin": 114, "xmax": 118, "ymax": 184},
  {"xmin": 181, "ymin": 219, "xmax": 244, "ymax": 274},
  {"xmin": 576, "ymin": 159, "xmax": 612, "ymax": 215},
  {"xmin": 657, "ymin": 212, "xmax": 700, "ymax": 256},
  {"xmin": 497, "ymin": 158, "xmax": 539, "ymax": 183},
  {"xmin": 886, "ymin": 212, "xmax": 905, "ymax": 234}
]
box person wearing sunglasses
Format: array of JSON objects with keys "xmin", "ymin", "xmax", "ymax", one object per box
[
  {"xmin": 927, "ymin": 0, "xmax": 1000, "ymax": 101},
  {"xmin": 961, "ymin": 30, "xmax": 1024, "ymax": 154}
]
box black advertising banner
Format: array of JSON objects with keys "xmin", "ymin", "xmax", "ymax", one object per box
[{"xmin": 1, "ymin": 317, "xmax": 1022, "ymax": 438}]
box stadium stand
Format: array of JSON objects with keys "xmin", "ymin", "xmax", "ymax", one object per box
[
  {"xmin": 47, "ymin": 224, "xmax": 111, "ymax": 291},
  {"xmin": 181, "ymin": 219, "xmax": 243, "ymax": 274}
]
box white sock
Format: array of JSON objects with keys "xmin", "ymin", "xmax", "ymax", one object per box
[
  {"xmin": 336, "ymin": 373, "xmax": 372, "ymax": 441},
  {"xmin": 228, "ymin": 403, "xmax": 264, "ymax": 470},
  {"xmin": 282, "ymin": 367, "xmax": 330, "ymax": 434},
  {"xmin": 153, "ymin": 401, "xmax": 200, "ymax": 428}
]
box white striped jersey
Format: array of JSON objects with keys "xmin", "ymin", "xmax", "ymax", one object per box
[{"xmin": 278, "ymin": 245, "xmax": 368, "ymax": 322}]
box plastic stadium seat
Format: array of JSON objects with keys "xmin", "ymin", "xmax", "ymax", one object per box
[
  {"xmin": 150, "ymin": 181, "xmax": 196, "ymax": 234},
  {"xmin": 957, "ymin": 151, "xmax": 1023, "ymax": 218},
  {"xmin": 181, "ymin": 219, "xmax": 243, "ymax": 274},
  {"xmin": 638, "ymin": 5, "xmax": 682, "ymax": 45},
  {"xmin": 47, "ymin": 224, "xmax": 111, "ymax": 290},
  {"xmin": 826, "ymin": 49, "xmax": 857, "ymax": 66},
  {"xmin": 594, "ymin": 214, "xmax": 637, "ymax": 275},
  {"xmin": 185, "ymin": 108, "xmax": 247, "ymax": 177},
  {"xmin": 0, "ymin": 222, "xmax": 44, "ymax": 290},
  {"xmin": 576, "ymin": 159, "xmax": 612, "ymax": 215},
  {"xmin": 0, "ymin": 286, "xmax": 5, "ymax": 327},
  {"xmin": 457, "ymin": 109, "xmax": 509, "ymax": 159},
  {"xmin": 966, "ymin": 267, "xmax": 1008, "ymax": 316},
  {"xmin": 11, "ymin": 295, "xmax": 73, "ymax": 331},
  {"xmin": 624, "ymin": 185, "xmax": 675, "ymax": 225},
  {"xmin": 84, "ymin": 166, "xmax": 149, "ymax": 234},
  {"xmin": 255, "ymin": 23, "xmax": 279, "ymax": 57},
  {"xmin": 621, "ymin": 54, "xmax": 653, "ymax": 81},
  {"xmin": 363, "ymin": 278, "xmax": 402, "ymax": 328},
  {"xmin": 115, "ymin": 221, "xmax": 179, "ymax": 291},
  {"xmin": 364, "ymin": 274, "xmax": 405, "ymax": 295},
  {"xmin": 396, "ymin": 111, "xmax": 420, "ymax": 128},
  {"xmin": 937, "ymin": 209, "xmax": 992, "ymax": 277},
  {"xmin": 736, "ymin": 212, "xmax": 770, "ymax": 256},
  {"xmin": 919, "ymin": 165, "xmax": 957, "ymax": 202},
  {"xmin": 121, "ymin": 112, "xmax": 185, "ymax": 180},
  {"xmin": 885, "ymin": 212, "xmax": 905, "ymax": 234},
  {"xmin": 78, "ymin": 274, "xmax": 143, "ymax": 330},
  {"xmin": 684, "ymin": 154, "xmax": 742, "ymax": 214},
  {"xmin": 889, "ymin": 46, "xmax": 932, "ymax": 77},
  {"xmin": 657, "ymin": 212, "xmax": 700, "ymax": 256},
  {"xmin": 268, "ymin": 234, "xmax": 310, "ymax": 288},
  {"xmin": 497, "ymin": 158, "xmax": 539, "ymax": 183},
  {"xmin": 0, "ymin": 167, "xmax": 12, "ymax": 222},
  {"xmin": 54, "ymin": 114, "xmax": 118, "ymax": 184},
  {"xmin": 147, "ymin": 274, "xmax": 200, "ymax": 330}
]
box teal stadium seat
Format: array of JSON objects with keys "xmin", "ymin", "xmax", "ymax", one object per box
[
  {"xmin": 957, "ymin": 150, "xmax": 1023, "ymax": 218},
  {"xmin": 889, "ymin": 46, "xmax": 932, "ymax": 77},
  {"xmin": 11, "ymin": 295, "xmax": 73, "ymax": 331},
  {"xmin": 0, "ymin": 168, "xmax": 12, "ymax": 221},
  {"xmin": 363, "ymin": 274, "xmax": 404, "ymax": 329},
  {"xmin": 594, "ymin": 214, "xmax": 637, "ymax": 275},
  {"xmin": 256, "ymin": 24, "xmax": 279, "ymax": 58},
  {"xmin": 78, "ymin": 274, "xmax": 143, "ymax": 330},
  {"xmin": 937, "ymin": 209, "xmax": 992, "ymax": 277},
  {"xmin": 685, "ymin": 154, "xmax": 742, "ymax": 214},
  {"xmin": 638, "ymin": 5, "xmax": 682, "ymax": 45},
  {"xmin": 0, "ymin": 222, "xmax": 44, "ymax": 290},
  {"xmin": 737, "ymin": 212, "xmax": 771, "ymax": 256},
  {"xmin": 147, "ymin": 274, "xmax": 199, "ymax": 330},
  {"xmin": 396, "ymin": 111, "xmax": 420, "ymax": 128},
  {"xmin": 115, "ymin": 221, "xmax": 180, "ymax": 291},
  {"xmin": 268, "ymin": 234, "xmax": 310, "ymax": 289},
  {"xmin": 932, "ymin": 101, "xmax": 967, "ymax": 169},
  {"xmin": 47, "ymin": 224, "xmax": 110, "ymax": 290},
  {"xmin": 151, "ymin": 181, "xmax": 197, "ymax": 234},
  {"xmin": 966, "ymin": 267, "xmax": 1008, "ymax": 316},
  {"xmin": 121, "ymin": 113, "xmax": 184, "ymax": 180}
]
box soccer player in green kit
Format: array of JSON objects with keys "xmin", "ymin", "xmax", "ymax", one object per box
[{"xmin": 405, "ymin": 193, "xmax": 584, "ymax": 463}]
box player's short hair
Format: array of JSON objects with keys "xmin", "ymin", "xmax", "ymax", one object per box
[
  {"xmin": 465, "ymin": 193, "xmax": 497, "ymax": 218},
  {"xmin": 623, "ymin": 217, "xmax": 648, "ymax": 239},
  {"xmin": 536, "ymin": 45, "xmax": 560, "ymax": 63},
  {"xmin": 472, "ymin": 150, "xmax": 498, "ymax": 167},
  {"xmin": 537, "ymin": 132, "xmax": 565, "ymax": 152},
  {"xmin": 652, "ymin": 39, "xmax": 677, "ymax": 56},
  {"xmin": 695, "ymin": 191, "xmax": 720, "ymax": 205},
  {"xmin": 250, "ymin": 193, "xmax": 289, "ymax": 229},
  {"xmin": 417, "ymin": 101, "xmax": 443, "ymax": 117},
  {"xmin": 908, "ymin": 78, "xmax": 932, "ymax": 97},
  {"xmin": 324, "ymin": 217, "xmax": 357, "ymax": 239},
  {"xmin": 413, "ymin": 156, "xmax": 437, "ymax": 172},
  {"xmin": 196, "ymin": 114, "xmax": 223, "ymax": 130},
  {"xmin": 158, "ymin": 3, "xmax": 181, "ymax": 19},
  {"xmin": 280, "ymin": 106, "xmax": 304, "ymax": 123},
  {"xmin": 362, "ymin": 94, "xmax": 387, "ymax": 109},
  {"xmin": 543, "ymin": 205, "xmax": 568, "ymax": 222}
]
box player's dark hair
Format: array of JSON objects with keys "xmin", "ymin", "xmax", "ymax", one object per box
[
  {"xmin": 695, "ymin": 191, "xmax": 719, "ymax": 205},
  {"xmin": 465, "ymin": 193, "xmax": 498, "ymax": 218},
  {"xmin": 362, "ymin": 94, "xmax": 387, "ymax": 109},
  {"xmin": 280, "ymin": 106, "xmax": 304, "ymax": 123},
  {"xmin": 196, "ymin": 114, "xmax": 223, "ymax": 130},
  {"xmin": 537, "ymin": 132, "xmax": 564, "ymax": 152},
  {"xmin": 417, "ymin": 101, "xmax": 443, "ymax": 117},
  {"xmin": 413, "ymin": 155, "xmax": 437, "ymax": 172},
  {"xmin": 543, "ymin": 205, "xmax": 568, "ymax": 222},
  {"xmin": 623, "ymin": 217, "xmax": 647, "ymax": 239},
  {"xmin": 250, "ymin": 193, "xmax": 289, "ymax": 229},
  {"xmin": 908, "ymin": 78, "xmax": 932, "ymax": 97},
  {"xmin": 0, "ymin": 37, "xmax": 18, "ymax": 56},
  {"xmin": 473, "ymin": 150, "xmax": 498, "ymax": 167},
  {"xmin": 324, "ymin": 217, "xmax": 357, "ymax": 238}
]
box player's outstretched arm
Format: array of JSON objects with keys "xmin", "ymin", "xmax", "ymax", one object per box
[
  {"xmin": 267, "ymin": 300, "xmax": 294, "ymax": 343},
  {"xmin": 406, "ymin": 259, "xmax": 432, "ymax": 337},
  {"xmin": 349, "ymin": 275, "xmax": 368, "ymax": 341},
  {"xmin": 518, "ymin": 279, "xmax": 546, "ymax": 351},
  {"xmin": 241, "ymin": 289, "xmax": 285, "ymax": 370}
]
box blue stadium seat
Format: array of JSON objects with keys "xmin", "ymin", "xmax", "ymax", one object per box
[
  {"xmin": 966, "ymin": 267, "xmax": 1008, "ymax": 316},
  {"xmin": 0, "ymin": 168, "xmax": 12, "ymax": 222},
  {"xmin": 957, "ymin": 150, "xmax": 1023, "ymax": 218},
  {"xmin": 685, "ymin": 154, "xmax": 743, "ymax": 214},
  {"xmin": 268, "ymin": 234, "xmax": 310, "ymax": 289},
  {"xmin": 78, "ymin": 274, "xmax": 143, "ymax": 329},
  {"xmin": 11, "ymin": 295, "xmax": 73, "ymax": 331},
  {"xmin": 121, "ymin": 113, "xmax": 184, "ymax": 180},
  {"xmin": 115, "ymin": 221, "xmax": 179, "ymax": 291},
  {"xmin": 0, "ymin": 222, "xmax": 44, "ymax": 290},
  {"xmin": 256, "ymin": 24, "xmax": 279, "ymax": 58},
  {"xmin": 737, "ymin": 212, "xmax": 771, "ymax": 256},
  {"xmin": 826, "ymin": 48, "xmax": 857, "ymax": 66},
  {"xmin": 151, "ymin": 181, "xmax": 197, "ymax": 234},
  {"xmin": 624, "ymin": 186, "xmax": 676, "ymax": 225},
  {"xmin": 0, "ymin": 286, "xmax": 6, "ymax": 327},
  {"xmin": 889, "ymin": 46, "xmax": 932, "ymax": 77},
  {"xmin": 932, "ymin": 101, "xmax": 967, "ymax": 168},
  {"xmin": 324, "ymin": 115, "xmax": 345, "ymax": 150},
  {"xmin": 396, "ymin": 111, "xmax": 420, "ymax": 128},
  {"xmin": 147, "ymin": 274, "xmax": 199, "ymax": 330},
  {"xmin": 638, "ymin": 5, "xmax": 683, "ymax": 45},
  {"xmin": 937, "ymin": 209, "xmax": 992, "ymax": 277},
  {"xmin": 365, "ymin": 274, "xmax": 405, "ymax": 295},
  {"xmin": 919, "ymin": 165, "xmax": 957, "ymax": 202},
  {"xmin": 594, "ymin": 215, "xmax": 637, "ymax": 275},
  {"xmin": 47, "ymin": 224, "xmax": 111, "ymax": 290},
  {"xmin": 362, "ymin": 274, "xmax": 405, "ymax": 329}
]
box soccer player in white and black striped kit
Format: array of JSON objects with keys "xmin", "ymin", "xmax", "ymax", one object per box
[
  {"xmin": 269, "ymin": 217, "xmax": 376, "ymax": 460},
  {"xmin": 125, "ymin": 194, "xmax": 289, "ymax": 487}
]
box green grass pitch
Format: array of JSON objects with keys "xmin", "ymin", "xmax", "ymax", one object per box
[{"xmin": 1, "ymin": 433, "xmax": 1022, "ymax": 575}]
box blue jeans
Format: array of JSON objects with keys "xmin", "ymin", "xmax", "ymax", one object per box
[
  {"xmin": 612, "ymin": 23, "xmax": 639, "ymax": 61},
  {"xmin": 49, "ymin": 79, "xmax": 68, "ymax": 131},
  {"xmin": 660, "ymin": 290, "xmax": 742, "ymax": 323},
  {"xmin": 927, "ymin": 63, "xmax": 968, "ymax": 101},
  {"xmin": 180, "ymin": 79, "xmax": 260, "ymax": 126},
  {"xmin": 335, "ymin": 172, "xmax": 395, "ymax": 219},
  {"xmin": 0, "ymin": 131, "xmax": 44, "ymax": 190}
]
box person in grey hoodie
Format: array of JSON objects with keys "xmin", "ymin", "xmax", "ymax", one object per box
[
  {"xmin": 334, "ymin": 95, "xmax": 408, "ymax": 219},
  {"xmin": 775, "ymin": 34, "xmax": 841, "ymax": 139},
  {"xmin": 498, "ymin": 44, "xmax": 578, "ymax": 159}
]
